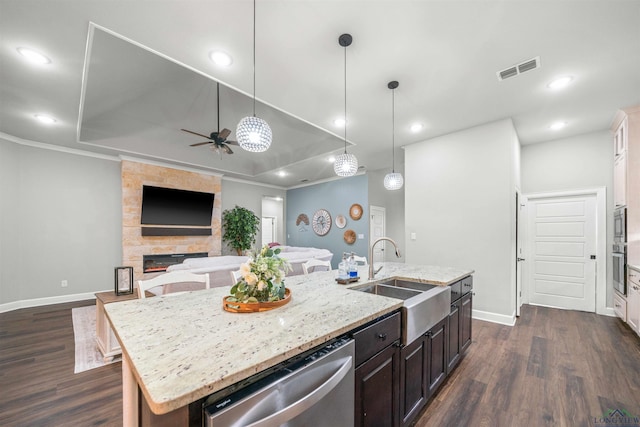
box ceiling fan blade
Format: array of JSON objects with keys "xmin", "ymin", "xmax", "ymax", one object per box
[
  {"xmin": 190, "ymin": 141, "xmax": 212, "ymax": 147},
  {"xmin": 181, "ymin": 129, "xmax": 212, "ymax": 139},
  {"xmin": 218, "ymin": 128, "xmax": 231, "ymax": 140},
  {"xmin": 226, "ymin": 140, "xmax": 239, "ymax": 146},
  {"xmin": 223, "ymin": 145, "xmax": 233, "ymax": 155}
]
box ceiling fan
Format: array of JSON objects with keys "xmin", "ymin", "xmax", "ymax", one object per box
[{"xmin": 181, "ymin": 82, "xmax": 239, "ymax": 155}]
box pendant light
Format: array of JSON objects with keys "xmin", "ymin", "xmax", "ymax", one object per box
[
  {"xmin": 384, "ymin": 80, "xmax": 404, "ymax": 190},
  {"xmin": 236, "ymin": 0, "xmax": 272, "ymax": 152},
  {"xmin": 334, "ymin": 33, "xmax": 358, "ymax": 177}
]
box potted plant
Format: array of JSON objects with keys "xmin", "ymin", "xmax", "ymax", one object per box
[{"xmin": 222, "ymin": 205, "xmax": 260, "ymax": 255}]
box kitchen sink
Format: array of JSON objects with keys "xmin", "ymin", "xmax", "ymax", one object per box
[
  {"xmin": 379, "ymin": 279, "xmax": 439, "ymax": 292},
  {"xmin": 353, "ymin": 278, "xmax": 451, "ymax": 345},
  {"xmin": 354, "ymin": 283, "xmax": 421, "ymax": 300}
]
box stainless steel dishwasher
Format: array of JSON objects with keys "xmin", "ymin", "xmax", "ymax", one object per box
[{"xmin": 204, "ymin": 337, "xmax": 355, "ymax": 426}]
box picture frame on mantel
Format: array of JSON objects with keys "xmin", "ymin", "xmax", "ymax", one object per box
[{"xmin": 114, "ymin": 266, "xmax": 134, "ymax": 295}]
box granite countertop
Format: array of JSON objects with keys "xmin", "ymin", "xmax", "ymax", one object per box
[
  {"xmin": 628, "ymin": 264, "xmax": 640, "ymax": 273},
  {"xmin": 105, "ymin": 262, "xmax": 473, "ymax": 415}
]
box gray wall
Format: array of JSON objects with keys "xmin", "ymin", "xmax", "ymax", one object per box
[
  {"xmin": 286, "ymin": 175, "xmax": 368, "ymax": 268},
  {"xmin": 368, "ymin": 167, "xmax": 406, "ymax": 262},
  {"xmin": 221, "ymin": 178, "xmax": 286, "ymax": 255},
  {"xmin": 0, "ymin": 139, "xmax": 122, "ymax": 308},
  {"xmin": 521, "ymin": 130, "xmax": 614, "ymax": 307},
  {"xmin": 404, "ymin": 119, "xmax": 519, "ymax": 322}
]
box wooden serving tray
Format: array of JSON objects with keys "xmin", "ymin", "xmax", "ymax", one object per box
[
  {"xmin": 222, "ymin": 288, "xmax": 291, "ymax": 313},
  {"xmin": 335, "ymin": 276, "xmax": 360, "ymax": 285}
]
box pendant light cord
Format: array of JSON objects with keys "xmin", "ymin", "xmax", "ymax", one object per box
[
  {"xmin": 391, "ymin": 88, "xmax": 395, "ymax": 172},
  {"xmin": 252, "ymin": 0, "xmax": 256, "ymax": 117},
  {"xmin": 343, "ymin": 42, "xmax": 347, "ymax": 154}
]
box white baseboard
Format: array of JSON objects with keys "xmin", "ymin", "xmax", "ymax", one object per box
[
  {"xmin": 0, "ymin": 290, "xmax": 111, "ymax": 313},
  {"xmin": 472, "ymin": 309, "xmax": 516, "ymax": 326}
]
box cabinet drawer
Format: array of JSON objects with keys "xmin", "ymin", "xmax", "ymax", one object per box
[
  {"xmin": 460, "ymin": 276, "xmax": 473, "ymax": 295},
  {"xmin": 629, "ymin": 268, "xmax": 640, "ymax": 287},
  {"xmin": 449, "ymin": 280, "xmax": 462, "ymax": 302},
  {"xmin": 353, "ymin": 312, "xmax": 401, "ymax": 367},
  {"xmin": 614, "ymin": 292, "xmax": 627, "ymax": 322}
]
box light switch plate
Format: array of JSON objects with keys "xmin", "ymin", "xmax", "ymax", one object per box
[
  {"xmin": 410, "ymin": 232, "xmax": 417, "ymax": 240},
  {"xmin": 358, "ymin": 234, "xmax": 364, "ymax": 239}
]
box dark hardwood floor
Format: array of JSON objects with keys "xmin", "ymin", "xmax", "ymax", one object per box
[{"xmin": 1, "ymin": 302, "xmax": 639, "ymax": 427}]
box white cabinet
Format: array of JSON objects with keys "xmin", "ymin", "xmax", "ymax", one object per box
[
  {"xmin": 627, "ymin": 270, "xmax": 640, "ymax": 334},
  {"xmin": 614, "ymin": 291, "xmax": 627, "ymax": 322},
  {"xmin": 614, "ymin": 153, "xmax": 627, "ymax": 208},
  {"xmin": 614, "ymin": 117, "xmax": 628, "ymax": 158}
]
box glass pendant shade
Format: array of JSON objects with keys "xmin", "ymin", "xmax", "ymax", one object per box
[
  {"xmin": 384, "ymin": 172, "xmax": 404, "ymax": 190},
  {"xmin": 334, "ymin": 152, "xmax": 358, "ymax": 177},
  {"xmin": 236, "ymin": 116, "xmax": 272, "ymax": 152}
]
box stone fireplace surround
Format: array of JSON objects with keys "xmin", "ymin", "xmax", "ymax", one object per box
[{"xmin": 121, "ymin": 160, "xmax": 222, "ymax": 281}]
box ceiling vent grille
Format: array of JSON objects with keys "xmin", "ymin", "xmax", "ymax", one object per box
[{"xmin": 497, "ymin": 56, "xmax": 541, "ymax": 81}]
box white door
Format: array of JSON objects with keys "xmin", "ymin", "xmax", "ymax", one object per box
[
  {"xmin": 369, "ymin": 206, "xmax": 386, "ymax": 264},
  {"xmin": 261, "ymin": 217, "xmax": 276, "ymax": 247},
  {"xmin": 527, "ymin": 194, "xmax": 596, "ymax": 312}
]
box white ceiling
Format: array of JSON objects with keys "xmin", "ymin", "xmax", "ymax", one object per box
[{"xmin": 1, "ymin": 0, "xmax": 639, "ymax": 188}]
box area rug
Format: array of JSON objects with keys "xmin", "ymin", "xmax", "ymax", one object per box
[{"xmin": 72, "ymin": 305, "xmax": 119, "ymax": 373}]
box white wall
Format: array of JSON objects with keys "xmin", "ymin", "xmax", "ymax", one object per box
[
  {"xmin": 221, "ymin": 178, "xmax": 286, "ymax": 255},
  {"xmin": 405, "ymin": 119, "xmax": 519, "ymax": 323},
  {"xmin": 0, "ymin": 138, "xmax": 122, "ymax": 310},
  {"xmin": 368, "ymin": 168, "xmax": 406, "ymax": 262},
  {"xmin": 521, "ymin": 130, "xmax": 613, "ymax": 307}
]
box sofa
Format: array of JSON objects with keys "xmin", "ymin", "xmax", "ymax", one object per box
[{"xmin": 165, "ymin": 246, "xmax": 333, "ymax": 289}]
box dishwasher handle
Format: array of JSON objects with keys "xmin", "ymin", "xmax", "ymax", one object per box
[{"xmin": 245, "ymin": 355, "xmax": 353, "ymax": 427}]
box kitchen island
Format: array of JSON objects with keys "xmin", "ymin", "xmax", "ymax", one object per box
[{"xmin": 105, "ymin": 262, "xmax": 473, "ymax": 426}]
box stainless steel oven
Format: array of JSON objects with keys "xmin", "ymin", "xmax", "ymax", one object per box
[
  {"xmin": 204, "ymin": 337, "xmax": 354, "ymax": 426},
  {"xmin": 613, "ymin": 243, "xmax": 626, "ymax": 296},
  {"xmin": 614, "ymin": 207, "xmax": 627, "ymax": 243}
]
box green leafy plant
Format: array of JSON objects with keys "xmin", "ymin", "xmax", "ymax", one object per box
[
  {"xmin": 222, "ymin": 205, "xmax": 261, "ymax": 255},
  {"xmin": 228, "ymin": 245, "xmax": 292, "ymax": 303}
]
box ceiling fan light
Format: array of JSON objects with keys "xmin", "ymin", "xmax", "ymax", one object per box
[
  {"xmin": 384, "ymin": 172, "xmax": 404, "ymax": 190},
  {"xmin": 334, "ymin": 152, "xmax": 358, "ymax": 177},
  {"xmin": 17, "ymin": 47, "xmax": 51, "ymax": 65},
  {"xmin": 236, "ymin": 116, "xmax": 272, "ymax": 152}
]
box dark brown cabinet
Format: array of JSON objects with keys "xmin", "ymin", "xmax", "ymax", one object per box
[
  {"xmin": 399, "ymin": 275, "xmax": 473, "ymax": 427},
  {"xmin": 447, "ymin": 276, "xmax": 473, "ymax": 374},
  {"xmin": 353, "ymin": 312, "xmax": 401, "ymax": 427}
]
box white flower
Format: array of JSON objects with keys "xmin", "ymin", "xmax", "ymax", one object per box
[
  {"xmin": 245, "ymin": 272, "xmax": 258, "ymax": 285},
  {"xmin": 257, "ymin": 280, "xmax": 266, "ymax": 291}
]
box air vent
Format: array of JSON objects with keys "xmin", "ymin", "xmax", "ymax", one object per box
[{"xmin": 497, "ymin": 56, "xmax": 541, "ymax": 81}]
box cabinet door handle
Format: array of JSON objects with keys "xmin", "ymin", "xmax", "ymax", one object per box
[
  {"xmin": 615, "ymin": 303, "xmax": 621, "ymax": 308},
  {"xmin": 377, "ymin": 333, "xmax": 387, "ymax": 341},
  {"xmin": 425, "ymin": 331, "xmax": 432, "ymax": 338}
]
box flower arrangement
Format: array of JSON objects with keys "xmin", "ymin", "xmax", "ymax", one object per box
[{"xmin": 228, "ymin": 245, "xmax": 292, "ymax": 303}]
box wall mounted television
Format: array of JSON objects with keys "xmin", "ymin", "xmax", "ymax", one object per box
[{"xmin": 140, "ymin": 186, "xmax": 214, "ymax": 236}]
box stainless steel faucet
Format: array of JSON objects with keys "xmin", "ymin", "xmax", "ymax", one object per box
[{"xmin": 368, "ymin": 237, "xmax": 401, "ymax": 279}]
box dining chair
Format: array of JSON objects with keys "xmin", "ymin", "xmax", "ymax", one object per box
[
  {"xmin": 302, "ymin": 259, "xmax": 332, "ymax": 275},
  {"xmin": 137, "ymin": 271, "xmax": 210, "ymax": 299}
]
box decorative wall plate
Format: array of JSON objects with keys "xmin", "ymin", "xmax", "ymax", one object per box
[
  {"xmin": 335, "ymin": 214, "xmax": 347, "ymax": 229},
  {"xmin": 296, "ymin": 213, "xmax": 309, "ymax": 226},
  {"xmin": 312, "ymin": 209, "xmax": 332, "ymax": 236},
  {"xmin": 344, "ymin": 229, "xmax": 356, "ymax": 244},
  {"xmin": 349, "ymin": 204, "xmax": 363, "ymax": 220}
]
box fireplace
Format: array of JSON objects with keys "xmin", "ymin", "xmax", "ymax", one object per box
[{"xmin": 143, "ymin": 252, "xmax": 208, "ymax": 273}]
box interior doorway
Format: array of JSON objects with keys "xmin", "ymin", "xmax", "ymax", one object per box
[{"xmin": 261, "ymin": 196, "xmax": 283, "ymax": 246}]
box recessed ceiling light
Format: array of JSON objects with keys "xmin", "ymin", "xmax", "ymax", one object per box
[
  {"xmin": 17, "ymin": 47, "xmax": 51, "ymax": 65},
  {"xmin": 277, "ymin": 171, "xmax": 287, "ymax": 177},
  {"xmin": 549, "ymin": 121, "xmax": 567, "ymax": 131},
  {"xmin": 209, "ymin": 51, "xmax": 233, "ymax": 67},
  {"xmin": 328, "ymin": 156, "xmax": 336, "ymax": 163},
  {"xmin": 34, "ymin": 114, "xmax": 56, "ymax": 124},
  {"xmin": 410, "ymin": 123, "xmax": 424, "ymax": 133},
  {"xmin": 333, "ymin": 118, "xmax": 346, "ymax": 127},
  {"xmin": 547, "ymin": 76, "xmax": 573, "ymax": 90}
]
